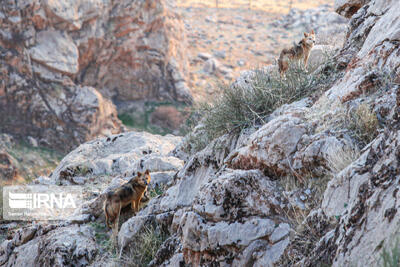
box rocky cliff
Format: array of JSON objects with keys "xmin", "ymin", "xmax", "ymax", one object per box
[
  {"xmin": 0, "ymin": 0, "xmax": 191, "ymax": 103},
  {"xmin": 0, "ymin": 0, "xmax": 191, "ymax": 152},
  {"xmin": 1, "ymin": 0, "xmax": 400, "ymax": 266}
]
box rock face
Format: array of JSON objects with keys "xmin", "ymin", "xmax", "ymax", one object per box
[
  {"xmin": 0, "ymin": 49, "xmax": 122, "ymax": 152},
  {"xmin": 117, "ymin": 133, "xmax": 293, "ymax": 266},
  {"xmin": 0, "ymin": 0, "xmax": 191, "ymax": 104}
]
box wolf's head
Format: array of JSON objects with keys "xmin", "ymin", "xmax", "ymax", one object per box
[
  {"xmin": 303, "ymin": 30, "xmax": 316, "ymax": 47},
  {"xmin": 135, "ymin": 169, "xmax": 151, "ymax": 187}
]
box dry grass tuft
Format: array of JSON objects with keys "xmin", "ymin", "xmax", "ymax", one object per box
[
  {"xmin": 199, "ymin": 54, "xmax": 340, "ymax": 141},
  {"xmin": 325, "ymin": 144, "xmax": 360, "ymax": 175},
  {"xmin": 347, "ymin": 103, "xmax": 379, "ymax": 147},
  {"xmin": 119, "ymin": 225, "xmax": 168, "ymax": 267}
]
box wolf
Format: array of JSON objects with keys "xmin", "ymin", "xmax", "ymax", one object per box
[
  {"xmin": 104, "ymin": 170, "xmax": 151, "ymax": 230},
  {"xmin": 278, "ymin": 30, "xmax": 316, "ymax": 77}
]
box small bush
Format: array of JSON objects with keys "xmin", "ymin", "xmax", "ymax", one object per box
[
  {"xmin": 148, "ymin": 185, "xmax": 165, "ymax": 198},
  {"xmin": 199, "ymin": 55, "xmax": 340, "ymax": 140},
  {"xmin": 120, "ymin": 225, "xmax": 168, "ymax": 267}
]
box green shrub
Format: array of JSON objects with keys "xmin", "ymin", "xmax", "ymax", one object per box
[
  {"xmin": 199, "ymin": 56, "xmax": 340, "ymax": 140},
  {"xmin": 148, "ymin": 185, "xmax": 165, "ymax": 198}
]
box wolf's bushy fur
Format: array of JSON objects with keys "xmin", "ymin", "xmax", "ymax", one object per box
[
  {"xmin": 278, "ymin": 30, "xmax": 316, "ymax": 77},
  {"xmin": 104, "ymin": 170, "xmax": 151, "ymax": 229}
]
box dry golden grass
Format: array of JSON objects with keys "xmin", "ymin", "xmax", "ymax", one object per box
[
  {"xmin": 177, "ymin": 0, "xmax": 331, "ymax": 13},
  {"xmin": 325, "ymin": 145, "xmax": 360, "ymax": 175}
]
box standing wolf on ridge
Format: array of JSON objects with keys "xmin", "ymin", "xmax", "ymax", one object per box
[
  {"xmin": 103, "ymin": 170, "xmax": 151, "ymax": 230},
  {"xmin": 278, "ymin": 30, "xmax": 316, "ymax": 77}
]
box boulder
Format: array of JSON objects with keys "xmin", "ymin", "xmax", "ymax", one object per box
[
  {"xmin": 228, "ymin": 113, "xmax": 310, "ymax": 177},
  {"xmin": 50, "ymin": 131, "xmax": 182, "ymax": 184}
]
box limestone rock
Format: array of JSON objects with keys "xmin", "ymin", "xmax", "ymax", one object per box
[
  {"xmin": 328, "ymin": 0, "xmax": 400, "ymax": 102},
  {"xmin": 0, "ymin": 0, "xmax": 192, "ymax": 103},
  {"xmin": 0, "ymin": 52, "xmax": 122, "ymax": 152},
  {"xmin": 29, "ymin": 30, "xmax": 79, "ymax": 75},
  {"xmin": 51, "ymin": 131, "xmax": 182, "ymax": 184},
  {"xmin": 317, "ymin": 129, "xmax": 400, "ymax": 266},
  {"xmin": 228, "ymin": 113, "xmax": 310, "ymax": 177},
  {"xmin": 1, "ymin": 224, "xmax": 98, "ymax": 266}
]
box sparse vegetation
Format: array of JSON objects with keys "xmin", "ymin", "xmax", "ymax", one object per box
[
  {"xmin": 90, "ymin": 222, "xmax": 113, "ymax": 253},
  {"xmin": 199, "ymin": 55, "xmax": 340, "ymax": 141},
  {"xmin": 325, "ymin": 144, "xmax": 360, "ymax": 175},
  {"xmin": 381, "ymin": 239, "xmax": 400, "ymax": 267},
  {"xmin": 277, "ymin": 178, "xmax": 334, "ymax": 267},
  {"xmin": 120, "ymin": 225, "xmax": 168, "ymax": 267},
  {"xmin": 148, "ymin": 185, "xmax": 165, "ymax": 198},
  {"xmin": 310, "ymin": 97, "xmax": 380, "ymax": 149},
  {"xmin": 347, "ymin": 103, "xmax": 379, "ymax": 147},
  {"xmin": 3, "ymin": 140, "xmax": 63, "ymax": 182},
  {"xmin": 118, "ymin": 101, "xmax": 191, "ymax": 136}
]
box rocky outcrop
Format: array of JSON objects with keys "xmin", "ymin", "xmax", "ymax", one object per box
[
  {"xmin": 50, "ymin": 131, "xmax": 182, "ymax": 186},
  {"xmin": 0, "ymin": 49, "xmax": 122, "ymax": 152},
  {"xmin": 227, "ymin": 99, "xmax": 356, "ymax": 179},
  {"xmin": 329, "ymin": 0, "xmax": 400, "ymax": 102},
  {"xmin": 0, "ymin": 0, "xmax": 191, "ymax": 103},
  {"xmin": 0, "ymin": 131, "xmax": 183, "ymax": 265},
  {"xmin": 1, "ymin": 223, "xmax": 98, "ymax": 266},
  {"xmin": 318, "ymin": 127, "xmax": 400, "ymax": 266},
  {"xmin": 116, "ymin": 132, "xmax": 293, "ymax": 266}
]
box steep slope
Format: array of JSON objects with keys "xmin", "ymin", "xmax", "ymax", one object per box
[{"xmin": 1, "ymin": 0, "xmax": 399, "ymax": 266}]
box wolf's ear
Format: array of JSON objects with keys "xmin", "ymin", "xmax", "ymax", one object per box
[
  {"xmin": 311, "ymin": 29, "xmax": 315, "ymax": 35},
  {"xmin": 137, "ymin": 171, "xmax": 142, "ymax": 177},
  {"xmin": 304, "ymin": 32, "xmax": 309, "ymax": 37},
  {"xmin": 145, "ymin": 169, "xmax": 150, "ymax": 175}
]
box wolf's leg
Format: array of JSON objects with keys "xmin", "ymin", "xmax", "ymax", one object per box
[
  {"xmin": 303, "ymin": 54, "xmax": 310, "ymax": 71},
  {"xmin": 131, "ymin": 200, "xmax": 136, "ymax": 214},
  {"xmin": 135, "ymin": 199, "xmax": 140, "ymax": 213},
  {"xmin": 104, "ymin": 202, "xmax": 111, "ymax": 228},
  {"xmin": 112, "ymin": 202, "xmax": 122, "ymax": 249}
]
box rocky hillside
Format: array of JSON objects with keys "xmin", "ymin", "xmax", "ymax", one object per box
[
  {"xmin": 0, "ymin": 0, "xmax": 194, "ymax": 181},
  {"xmin": 0, "ymin": 0, "xmax": 192, "ymax": 153},
  {"xmin": 0, "ymin": 0, "xmax": 191, "ymax": 103},
  {"xmin": 1, "ymin": 0, "xmax": 400, "ymax": 267}
]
